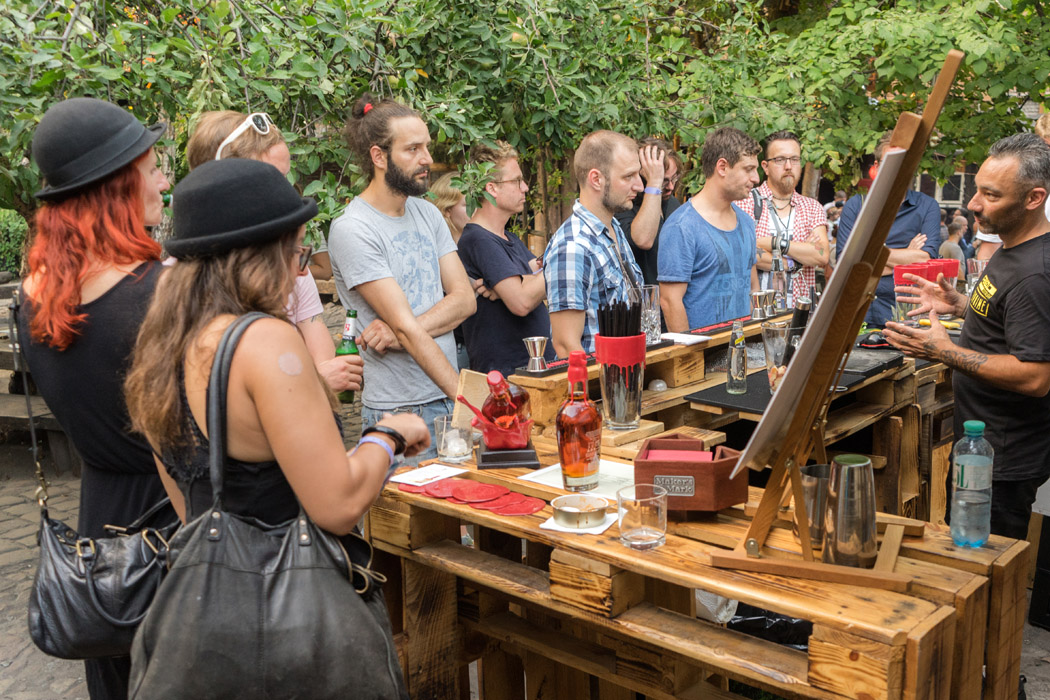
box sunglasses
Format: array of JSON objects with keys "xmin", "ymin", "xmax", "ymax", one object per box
[
  {"xmin": 297, "ymin": 244, "xmax": 313, "ymax": 272},
  {"xmin": 215, "ymin": 112, "xmax": 274, "ymax": 160}
]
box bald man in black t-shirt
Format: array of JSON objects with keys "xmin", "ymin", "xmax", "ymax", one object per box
[{"xmin": 884, "ymin": 133, "xmax": 1050, "ymax": 539}]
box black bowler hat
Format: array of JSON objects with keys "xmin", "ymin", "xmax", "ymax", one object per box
[
  {"xmin": 166, "ymin": 159, "xmax": 318, "ymax": 259},
  {"xmin": 32, "ymin": 97, "xmax": 165, "ymax": 201}
]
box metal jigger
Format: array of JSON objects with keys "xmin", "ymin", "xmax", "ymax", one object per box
[{"xmin": 523, "ymin": 336, "xmax": 548, "ymax": 372}]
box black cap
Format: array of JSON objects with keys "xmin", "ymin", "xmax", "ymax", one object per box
[
  {"xmin": 32, "ymin": 97, "xmax": 165, "ymax": 201},
  {"xmin": 165, "ymin": 159, "xmax": 318, "ymax": 259}
]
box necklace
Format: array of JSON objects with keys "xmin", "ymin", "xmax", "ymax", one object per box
[{"xmin": 770, "ymin": 193, "xmax": 793, "ymax": 202}]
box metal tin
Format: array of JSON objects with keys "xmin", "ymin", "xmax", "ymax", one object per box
[{"xmin": 551, "ymin": 494, "xmax": 610, "ymax": 529}]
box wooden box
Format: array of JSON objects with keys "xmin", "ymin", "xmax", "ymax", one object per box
[{"xmin": 634, "ymin": 434, "xmax": 745, "ymax": 511}]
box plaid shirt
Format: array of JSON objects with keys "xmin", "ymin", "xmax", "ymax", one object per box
[
  {"xmin": 736, "ymin": 182, "xmax": 829, "ymax": 300},
  {"xmin": 544, "ymin": 200, "xmax": 643, "ymax": 353}
]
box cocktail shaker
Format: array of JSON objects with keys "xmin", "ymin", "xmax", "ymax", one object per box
[{"xmin": 822, "ymin": 454, "xmax": 877, "ymax": 569}]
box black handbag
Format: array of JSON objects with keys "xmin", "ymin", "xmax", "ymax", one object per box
[
  {"xmin": 129, "ymin": 313, "xmax": 408, "ymax": 699},
  {"xmin": 11, "ymin": 291, "xmax": 179, "ymax": 660}
]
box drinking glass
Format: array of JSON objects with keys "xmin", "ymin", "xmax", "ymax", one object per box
[
  {"xmin": 617, "ymin": 484, "xmax": 667, "ymax": 550},
  {"xmin": 966, "ymin": 259, "xmax": 989, "ymax": 296},
  {"xmin": 628, "ymin": 285, "xmax": 662, "ymax": 345},
  {"xmin": 760, "ymin": 321, "xmax": 804, "ymax": 394},
  {"xmin": 434, "ymin": 415, "xmax": 472, "ymax": 463}
]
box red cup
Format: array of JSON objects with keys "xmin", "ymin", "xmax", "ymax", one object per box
[
  {"xmin": 594, "ymin": 334, "xmax": 646, "ymax": 369},
  {"xmin": 893, "ymin": 263, "xmax": 926, "ymax": 285},
  {"xmin": 938, "ymin": 258, "xmax": 961, "ymax": 281}
]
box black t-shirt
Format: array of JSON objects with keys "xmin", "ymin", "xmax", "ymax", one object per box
[
  {"xmin": 457, "ymin": 223, "xmax": 556, "ymax": 376},
  {"xmin": 616, "ymin": 193, "xmax": 682, "ymax": 286},
  {"xmin": 954, "ymin": 233, "xmax": 1050, "ymax": 481},
  {"xmin": 18, "ymin": 261, "xmax": 168, "ymax": 537}
]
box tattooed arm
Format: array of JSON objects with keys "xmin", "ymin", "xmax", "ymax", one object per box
[{"xmin": 884, "ymin": 311, "xmax": 1050, "ymax": 397}]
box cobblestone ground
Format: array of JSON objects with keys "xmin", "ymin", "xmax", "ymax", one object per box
[{"xmin": 0, "ymin": 443, "xmax": 88, "ymax": 700}]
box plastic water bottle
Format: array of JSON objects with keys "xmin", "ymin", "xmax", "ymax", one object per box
[
  {"xmin": 950, "ymin": 420, "xmax": 993, "ymax": 548},
  {"xmin": 727, "ymin": 320, "xmax": 747, "ymax": 394}
]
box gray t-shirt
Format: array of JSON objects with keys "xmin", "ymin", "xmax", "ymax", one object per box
[{"xmin": 329, "ymin": 196, "xmax": 458, "ymax": 409}]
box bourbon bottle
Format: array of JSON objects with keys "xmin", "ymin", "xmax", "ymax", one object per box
[
  {"xmin": 482, "ymin": 371, "xmax": 531, "ymax": 425},
  {"xmin": 556, "ymin": 351, "xmax": 601, "ymax": 491}
]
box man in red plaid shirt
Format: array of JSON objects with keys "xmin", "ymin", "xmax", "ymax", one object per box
[{"xmin": 736, "ymin": 130, "xmax": 829, "ymax": 303}]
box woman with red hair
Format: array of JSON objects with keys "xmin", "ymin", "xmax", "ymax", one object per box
[{"xmin": 17, "ymin": 97, "xmax": 174, "ymax": 700}]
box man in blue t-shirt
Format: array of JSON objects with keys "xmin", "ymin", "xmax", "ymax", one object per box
[
  {"xmin": 658, "ymin": 127, "xmax": 760, "ymax": 331},
  {"xmin": 457, "ymin": 141, "xmax": 556, "ymax": 376}
]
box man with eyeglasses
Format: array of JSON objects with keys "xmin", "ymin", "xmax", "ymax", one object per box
[
  {"xmin": 545, "ymin": 130, "xmax": 644, "ymax": 356},
  {"xmin": 735, "ymin": 131, "xmax": 829, "ymax": 304},
  {"xmin": 836, "ymin": 131, "xmax": 941, "ymax": 327},
  {"xmin": 614, "ymin": 137, "xmax": 684, "ymax": 286},
  {"xmin": 456, "ymin": 141, "xmax": 556, "ymax": 376},
  {"xmin": 329, "ymin": 95, "xmax": 476, "ymax": 463}
]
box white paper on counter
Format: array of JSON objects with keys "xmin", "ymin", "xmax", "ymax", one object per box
[
  {"xmin": 661, "ymin": 332, "xmax": 710, "ymax": 346},
  {"xmin": 539, "ymin": 513, "xmax": 617, "ymax": 535},
  {"xmin": 389, "ymin": 463, "xmax": 468, "ymax": 486},
  {"xmin": 517, "ymin": 460, "xmax": 634, "ymax": 501}
]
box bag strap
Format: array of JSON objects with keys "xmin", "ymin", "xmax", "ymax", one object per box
[
  {"xmin": 8, "ymin": 290, "xmax": 49, "ymax": 509},
  {"xmin": 751, "ymin": 188, "xmax": 765, "ymax": 224},
  {"xmin": 206, "ymin": 312, "xmax": 269, "ymax": 505}
]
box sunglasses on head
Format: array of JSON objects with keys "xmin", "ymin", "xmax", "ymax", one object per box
[{"xmin": 215, "ymin": 112, "xmax": 274, "ymax": 160}]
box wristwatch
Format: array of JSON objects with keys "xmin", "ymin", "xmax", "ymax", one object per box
[{"xmin": 361, "ymin": 425, "xmax": 407, "ymax": 455}]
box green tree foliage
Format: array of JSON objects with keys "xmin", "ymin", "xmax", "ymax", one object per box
[{"xmin": 1, "ymin": 0, "xmax": 1046, "ymax": 235}]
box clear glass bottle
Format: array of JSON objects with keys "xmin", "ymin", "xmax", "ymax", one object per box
[
  {"xmin": 556, "ymin": 351, "xmax": 601, "ymax": 492},
  {"xmin": 335, "ymin": 310, "xmax": 359, "ymax": 404},
  {"xmin": 727, "ymin": 320, "xmax": 747, "ymax": 394},
  {"xmin": 950, "ymin": 420, "xmax": 993, "ymax": 548},
  {"xmin": 770, "ymin": 248, "xmax": 789, "ymax": 313}
]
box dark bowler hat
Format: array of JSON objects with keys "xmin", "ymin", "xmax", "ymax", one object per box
[
  {"xmin": 166, "ymin": 159, "xmax": 317, "ymax": 259},
  {"xmin": 32, "ymin": 97, "xmax": 165, "ymax": 201}
]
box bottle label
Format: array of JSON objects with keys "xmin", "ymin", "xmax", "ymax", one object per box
[
  {"xmin": 342, "ymin": 317, "xmax": 355, "ymax": 337},
  {"xmin": 955, "ymin": 455, "xmax": 992, "ymax": 490}
]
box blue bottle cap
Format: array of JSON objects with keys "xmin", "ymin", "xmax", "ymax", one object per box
[{"xmin": 963, "ymin": 420, "xmax": 985, "ymax": 435}]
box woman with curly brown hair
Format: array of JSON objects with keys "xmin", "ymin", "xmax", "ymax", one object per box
[{"xmin": 18, "ymin": 97, "xmax": 174, "ymax": 699}]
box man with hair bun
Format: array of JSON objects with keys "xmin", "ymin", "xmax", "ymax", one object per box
[
  {"xmin": 329, "ymin": 95, "xmax": 476, "ymax": 463},
  {"xmin": 658, "ymin": 126, "xmax": 761, "ymax": 331},
  {"xmin": 544, "ymin": 130, "xmax": 644, "ymax": 356},
  {"xmin": 457, "ymin": 141, "xmax": 556, "ymax": 376}
]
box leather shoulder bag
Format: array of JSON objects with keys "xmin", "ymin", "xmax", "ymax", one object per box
[
  {"xmin": 129, "ymin": 312, "xmax": 408, "ymax": 699},
  {"xmin": 13, "ymin": 291, "xmax": 180, "ymax": 659}
]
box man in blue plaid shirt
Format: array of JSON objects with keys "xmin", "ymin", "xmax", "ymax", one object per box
[{"xmin": 545, "ymin": 131, "xmax": 644, "ymax": 356}]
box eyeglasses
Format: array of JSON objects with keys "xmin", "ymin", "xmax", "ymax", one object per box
[
  {"xmin": 662, "ymin": 174, "xmax": 680, "ymax": 189},
  {"xmin": 215, "ymin": 112, "xmax": 274, "ymax": 160},
  {"xmin": 297, "ymin": 244, "xmax": 313, "ymax": 272},
  {"xmin": 491, "ymin": 176, "xmax": 526, "ymax": 187},
  {"xmin": 766, "ymin": 156, "xmax": 802, "ymax": 166}
]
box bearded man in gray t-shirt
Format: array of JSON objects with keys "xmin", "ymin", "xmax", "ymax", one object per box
[{"xmin": 329, "ymin": 96, "xmax": 475, "ymax": 463}]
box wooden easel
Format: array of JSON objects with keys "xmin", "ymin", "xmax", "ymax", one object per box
[{"xmin": 732, "ymin": 51, "xmax": 965, "ymax": 573}]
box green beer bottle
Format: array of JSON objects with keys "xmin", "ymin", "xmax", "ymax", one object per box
[{"xmin": 335, "ymin": 309, "xmax": 359, "ymax": 404}]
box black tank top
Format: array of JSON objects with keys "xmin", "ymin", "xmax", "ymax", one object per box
[
  {"xmin": 162, "ymin": 371, "xmax": 343, "ymax": 525},
  {"xmin": 18, "ymin": 261, "xmax": 169, "ymax": 538}
]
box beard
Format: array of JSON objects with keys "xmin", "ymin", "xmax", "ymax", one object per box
[
  {"xmin": 385, "ymin": 159, "xmax": 428, "ymax": 197},
  {"xmin": 771, "ymin": 173, "xmax": 796, "ymax": 195},
  {"xmin": 602, "ymin": 181, "xmax": 634, "ymax": 214},
  {"xmin": 975, "ymin": 201, "xmax": 1026, "ymax": 237}
]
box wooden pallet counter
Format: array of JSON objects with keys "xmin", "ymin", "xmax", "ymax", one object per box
[{"xmin": 367, "ymin": 453, "xmax": 1026, "ymax": 700}]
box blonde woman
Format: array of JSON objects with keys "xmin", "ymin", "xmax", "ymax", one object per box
[
  {"xmin": 430, "ymin": 172, "xmax": 469, "ymax": 243},
  {"xmin": 186, "ymin": 111, "xmax": 361, "ymax": 396}
]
